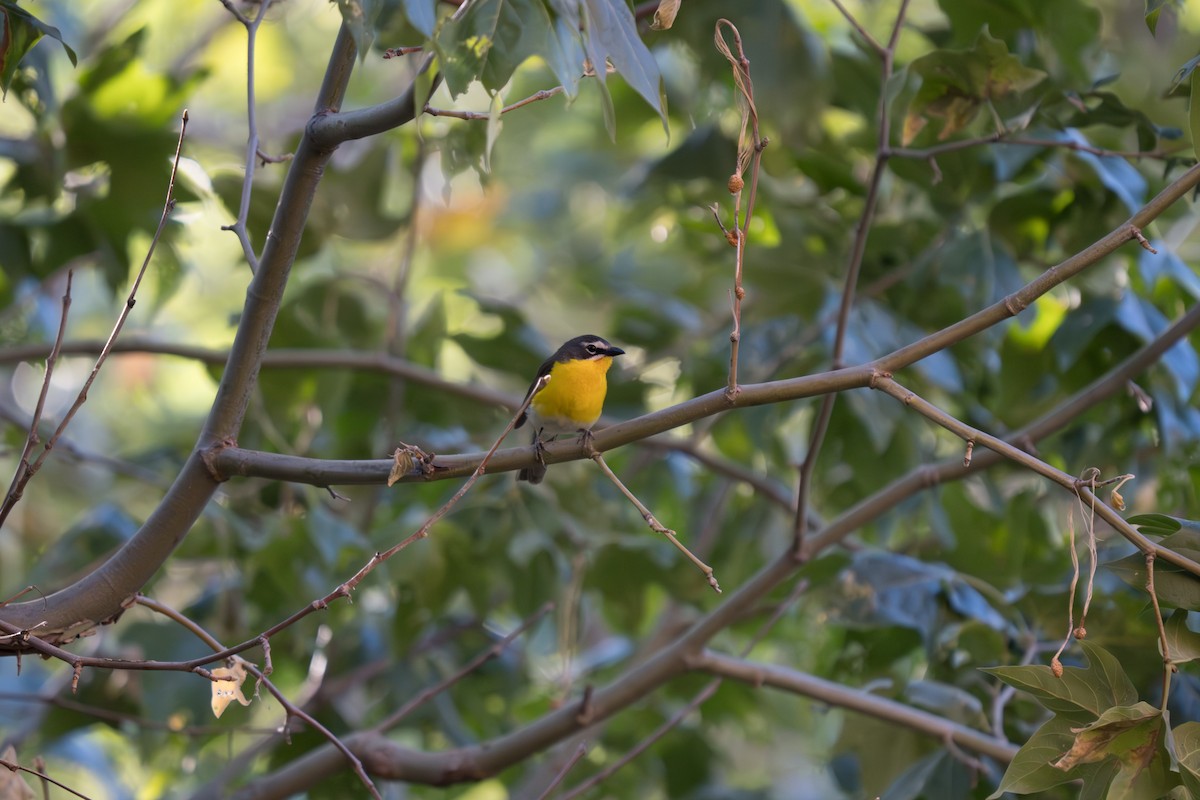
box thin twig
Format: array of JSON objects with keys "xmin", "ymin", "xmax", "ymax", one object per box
[
  {"xmin": 0, "ymin": 111, "xmax": 189, "ymax": 530},
  {"xmin": 1, "ymin": 272, "xmax": 73, "ymax": 518},
  {"xmin": 827, "ymin": 0, "xmax": 885, "ymax": 56},
  {"xmin": 0, "ymin": 757, "xmax": 91, "ymax": 800},
  {"xmin": 424, "ymin": 86, "xmax": 565, "ymax": 120},
  {"xmin": 1144, "ymin": 553, "xmax": 1174, "ymax": 711},
  {"xmin": 793, "ymin": 0, "xmax": 910, "ymax": 553},
  {"xmin": 589, "ymin": 450, "xmax": 720, "ymax": 593},
  {"xmin": 867, "ymin": 374, "xmax": 1200, "ymax": 576},
  {"xmin": 220, "ymin": 0, "xmax": 272, "ymax": 272},
  {"xmin": 561, "ymin": 580, "xmax": 809, "ymax": 798},
  {"xmin": 343, "ymin": 374, "xmax": 550, "ymax": 586},
  {"xmin": 713, "ymin": 20, "xmax": 766, "ymax": 397},
  {"xmin": 373, "ymin": 603, "xmax": 553, "ymax": 732},
  {"xmin": 536, "ymin": 742, "xmax": 589, "ymax": 800},
  {"xmin": 134, "ymin": 594, "xmax": 382, "ymax": 799}
]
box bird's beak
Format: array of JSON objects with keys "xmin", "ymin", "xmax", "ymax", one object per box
[{"xmin": 605, "ymin": 345, "xmax": 626, "ymax": 357}]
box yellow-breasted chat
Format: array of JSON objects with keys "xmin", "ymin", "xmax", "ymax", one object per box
[{"xmin": 516, "ymin": 335, "xmax": 625, "ymax": 483}]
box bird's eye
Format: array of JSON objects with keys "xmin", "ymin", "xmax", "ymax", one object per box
[{"xmin": 586, "ymin": 344, "xmax": 599, "ymax": 353}]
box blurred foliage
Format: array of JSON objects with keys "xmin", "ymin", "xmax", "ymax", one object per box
[{"xmin": 2, "ymin": 0, "xmax": 1200, "ymax": 798}]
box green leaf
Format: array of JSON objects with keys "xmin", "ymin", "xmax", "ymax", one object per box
[
  {"xmin": 1106, "ymin": 530, "xmax": 1200, "ymax": 610},
  {"xmin": 903, "ymin": 29, "xmax": 1046, "ymax": 145},
  {"xmin": 1052, "ymin": 702, "xmax": 1161, "ymax": 771},
  {"xmin": 1164, "ymin": 609, "xmax": 1200, "ymax": 664},
  {"xmin": 982, "ymin": 641, "xmax": 1138, "ymax": 723},
  {"xmin": 581, "ymin": 0, "xmax": 667, "ymax": 133},
  {"xmin": 0, "ymin": 0, "xmax": 77, "ymax": 96},
  {"xmin": 1145, "ymin": 0, "xmax": 1170, "ymax": 35},
  {"xmin": 402, "ymin": 0, "xmax": 437, "ymax": 37},
  {"xmin": 1169, "ymin": 54, "xmax": 1200, "ymax": 94},
  {"xmin": 335, "ymin": 0, "xmax": 382, "ymax": 61},
  {"xmin": 435, "ymin": 0, "xmax": 557, "ymax": 97},
  {"xmin": 1127, "ymin": 514, "xmax": 1186, "ymax": 536},
  {"xmin": 987, "ymin": 715, "xmax": 1085, "ymax": 797},
  {"xmin": 1176, "ymin": 721, "xmax": 1200, "ymax": 798}
]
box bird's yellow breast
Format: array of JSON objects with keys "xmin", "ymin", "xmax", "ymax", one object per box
[{"xmin": 531, "ymin": 356, "xmax": 614, "ymax": 429}]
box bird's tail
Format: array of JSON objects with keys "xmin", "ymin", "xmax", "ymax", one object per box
[{"xmin": 517, "ymin": 430, "xmax": 546, "ymax": 484}]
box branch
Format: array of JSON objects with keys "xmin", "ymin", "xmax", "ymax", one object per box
[
  {"xmin": 0, "ymin": 272, "xmax": 73, "ymax": 518},
  {"xmin": 691, "ymin": 650, "xmax": 1020, "ymax": 763},
  {"xmin": 0, "ymin": 108, "xmax": 189, "ymax": 530},
  {"xmin": 134, "ymin": 595, "xmax": 382, "ymax": 799},
  {"xmin": 6, "ymin": 133, "xmax": 1200, "ymax": 650},
  {"xmin": 424, "ymin": 86, "xmax": 564, "ymax": 120},
  {"xmin": 793, "ymin": 0, "xmax": 911, "ymax": 552},
  {"xmin": 0, "ymin": 24, "xmax": 362, "ymax": 647},
  {"xmin": 307, "ymin": 0, "xmax": 476, "ymax": 150},
  {"xmin": 220, "ymin": 0, "xmax": 274, "ymax": 272},
  {"xmin": 803, "ymin": 293, "xmax": 1200, "ymax": 557},
  {"xmin": 890, "ymin": 133, "xmax": 1186, "ymax": 162},
  {"xmin": 869, "ymin": 374, "xmax": 1200, "ymax": 576}
]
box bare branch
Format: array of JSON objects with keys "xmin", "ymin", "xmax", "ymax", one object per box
[
  {"xmin": 693, "ymin": 651, "xmax": 1019, "ymax": 763},
  {"xmin": 0, "ymin": 108, "xmax": 190, "ymax": 530},
  {"xmin": 1, "ymin": 271, "xmax": 73, "ymax": 518},
  {"xmin": 793, "ymin": 0, "xmax": 911, "ymax": 553},
  {"xmin": 134, "ymin": 595, "xmax": 381, "ymax": 799},
  {"xmin": 220, "ymin": 0, "xmax": 274, "ymax": 272},
  {"xmin": 424, "ymin": 86, "xmax": 564, "ymax": 120}
]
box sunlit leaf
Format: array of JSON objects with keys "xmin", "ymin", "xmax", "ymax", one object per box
[
  {"xmin": 0, "ymin": 0, "xmax": 77, "ymax": 96},
  {"xmin": 210, "ymin": 660, "xmax": 252, "ymax": 719}
]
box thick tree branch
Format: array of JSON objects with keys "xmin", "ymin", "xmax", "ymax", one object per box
[
  {"xmin": 209, "ymin": 289, "xmax": 1198, "ymax": 792},
  {"xmin": 5, "ymin": 155, "xmax": 1200, "ymax": 648},
  {"xmin": 0, "ymin": 24, "xmax": 362, "ymax": 646}
]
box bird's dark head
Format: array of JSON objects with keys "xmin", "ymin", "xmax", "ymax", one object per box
[{"xmin": 556, "ymin": 335, "xmax": 626, "ymax": 361}]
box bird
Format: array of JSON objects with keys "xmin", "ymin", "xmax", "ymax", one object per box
[{"xmin": 515, "ymin": 334, "xmax": 626, "ymax": 483}]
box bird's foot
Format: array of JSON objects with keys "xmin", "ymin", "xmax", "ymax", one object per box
[{"xmin": 576, "ymin": 428, "xmax": 598, "ymax": 457}]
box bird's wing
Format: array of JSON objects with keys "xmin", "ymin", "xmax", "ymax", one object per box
[{"xmin": 515, "ymin": 353, "xmax": 559, "ymax": 428}]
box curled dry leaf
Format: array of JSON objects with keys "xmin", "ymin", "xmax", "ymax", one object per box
[
  {"xmin": 388, "ymin": 442, "xmax": 434, "ymax": 486},
  {"xmin": 1109, "ymin": 474, "xmax": 1134, "ymax": 511},
  {"xmin": 211, "ymin": 660, "xmax": 252, "ymax": 718},
  {"xmin": 650, "ymin": 0, "xmax": 681, "ymax": 30}
]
